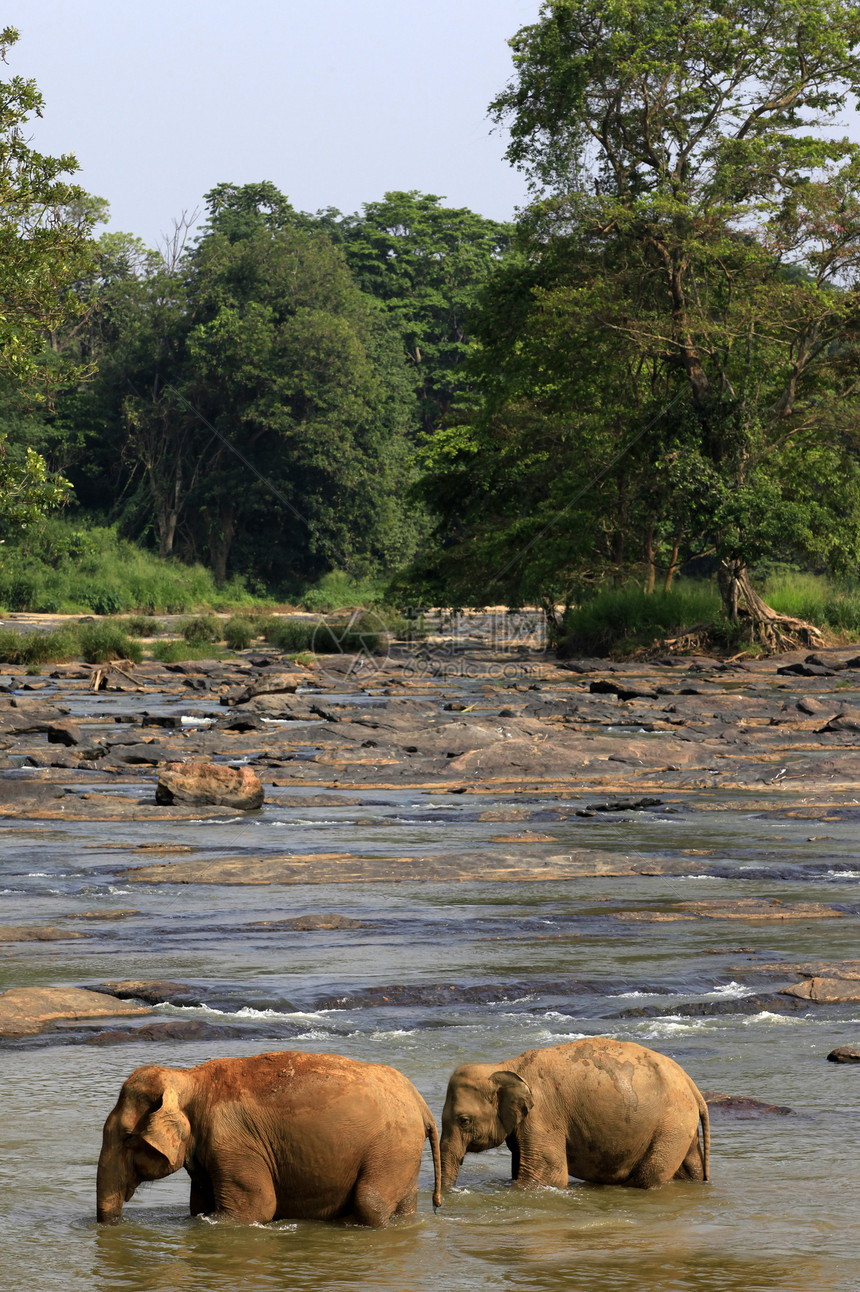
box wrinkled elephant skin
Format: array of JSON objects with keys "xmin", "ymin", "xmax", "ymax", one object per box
[
  {"xmin": 440, "ymin": 1037, "xmax": 709, "ymax": 1191},
  {"xmin": 97, "ymin": 1049, "xmax": 441, "ymax": 1227}
]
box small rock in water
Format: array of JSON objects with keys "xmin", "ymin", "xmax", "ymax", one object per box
[
  {"xmin": 702, "ymin": 1091, "xmax": 794, "ymax": 1116},
  {"xmin": 155, "ymin": 760, "xmax": 264, "ymax": 810},
  {"xmin": 826, "ymin": 1047, "xmax": 860, "ymax": 1063}
]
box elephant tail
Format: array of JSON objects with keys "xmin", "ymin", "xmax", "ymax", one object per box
[
  {"xmin": 425, "ymin": 1108, "xmax": 442, "ymax": 1210},
  {"xmin": 694, "ymin": 1086, "xmax": 711, "ymax": 1181}
]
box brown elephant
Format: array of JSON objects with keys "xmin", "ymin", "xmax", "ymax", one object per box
[
  {"xmin": 97, "ymin": 1049, "xmax": 441, "ymax": 1227},
  {"xmin": 440, "ymin": 1038, "xmax": 709, "ymax": 1191}
]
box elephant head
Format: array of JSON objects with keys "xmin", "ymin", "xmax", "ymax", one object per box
[
  {"xmin": 439, "ymin": 1064, "xmax": 533, "ymax": 1189},
  {"xmin": 96, "ymin": 1065, "xmax": 192, "ymax": 1223}
]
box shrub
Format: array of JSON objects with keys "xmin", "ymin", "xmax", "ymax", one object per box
[
  {"xmin": 0, "ymin": 626, "xmax": 81, "ymax": 665},
  {"xmin": 224, "ymin": 616, "xmax": 255, "ymax": 650},
  {"xmin": 77, "ymin": 623, "xmax": 143, "ymax": 664},
  {"xmin": 181, "ymin": 614, "xmax": 223, "ymax": 644},
  {"xmin": 560, "ymin": 582, "xmax": 722, "ymax": 656},
  {"xmin": 115, "ymin": 615, "xmax": 162, "ymax": 636},
  {"xmin": 263, "ymin": 618, "xmax": 318, "ymax": 652},
  {"xmin": 0, "ymin": 519, "xmax": 261, "ymax": 614},
  {"xmin": 151, "ymin": 639, "xmax": 223, "ymax": 663},
  {"xmin": 299, "ymin": 569, "xmax": 387, "ymax": 612}
]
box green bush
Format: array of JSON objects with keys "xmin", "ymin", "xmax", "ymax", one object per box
[
  {"xmin": 763, "ymin": 571, "xmax": 860, "ymax": 634},
  {"xmin": 181, "ymin": 614, "xmax": 223, "ymax": 644},
  {"xmin": 224, "ymin": 616, "xmax": 255, "ymax": 650},
  {"xmin": 0, "ymin": 519, "xmax": 260, "ymax": 614},
  {"xmin": 0, "ymin": 626, "xmax": 81, "ymax": 665},
  {"xmin": 560, "ymin": 582, "xmax": 722, "ymax": 656},
  {"xmin": 263, "ymin": 618, "xmax": 318, "ymax": 652},
  {"xmin": 299, "ymin": 569, "xmax": 388, "ymax": 612},
  {"xmin": 115, "ymin": 615, "xmax": 162, "ymax": 636},
  {"xmin": 77, "ymin": 623, "xmax": 143, "ymax": 664},
  {"xmin": 151, "ymin": 639, "xmax": 223, "ymax": 663}
]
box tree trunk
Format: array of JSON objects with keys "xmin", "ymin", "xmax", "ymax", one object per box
[
  {"xmin": 643, "ymin": 516, "xmax": 655, "ymax": 594},
  {"xmin": 717, "ymin": 560, "xmax": 823, "ymax": 649},
  {"xmin": 205, "ymin": 504, "xmax": 236, "ymax": 585},
  {"xmin": 663, "ymin": 530, "xmax": 683, "ymax": 592}
]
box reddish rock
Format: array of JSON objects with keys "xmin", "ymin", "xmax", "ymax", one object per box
[
  {"xmin": 155, "ymin": 760, "xmax": 264, "ymax": 810},
  {"xmin": 827, "ymin": 1047, "xmax": 860, "ymax": 1063}
]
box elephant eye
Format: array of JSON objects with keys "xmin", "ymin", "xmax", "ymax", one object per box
[{"xmin": 457, "ymin": 1114, "xmax": 472, "ymax": 1128}]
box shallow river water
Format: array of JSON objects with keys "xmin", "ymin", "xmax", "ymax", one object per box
[{"xmin": 2, "ymin": 672, "xmax": 860, "ymax": 1292}]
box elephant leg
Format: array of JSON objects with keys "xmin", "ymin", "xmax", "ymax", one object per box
[
  {"xmin": 350, "ymin": 1180, "xmax": 394, "ymax": 1229},
  {"xmin": 393, "ymin": 1184, "xmax": 418, "ymax": 1217},
  {"xmin": 673, "ymin": 1131, "xmax": 706, "ymax": 1181},
  {"xmin": 516, "ymin": 1134, "xmax": 569, "ymax": 1189},
  {"xmin": 627, "ymin": 1123, "xmax": 700, "ymax": 1188},
  {"xmin": 214, "ymin": 1172, "xmax": 278, "ymax": 1223}
]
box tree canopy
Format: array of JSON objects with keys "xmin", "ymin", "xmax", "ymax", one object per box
[
  {"xmin": 0, "ymin": 26, "xmax": 96, "ymax": 535},
  {"xmin": 408, "ymin": 0, "xmax": 860, "ymax": 639}
]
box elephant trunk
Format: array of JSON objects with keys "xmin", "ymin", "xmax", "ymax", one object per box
[
  {"xmin": 96, "ymin": 1153, "xmax": 126, "ymax": 1223},
  {"xmin": 440, "ymin": 1139, "xmax": 464, "ymax": 1190}
]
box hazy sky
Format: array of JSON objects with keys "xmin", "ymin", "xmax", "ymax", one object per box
[{"xmin": 9, "ymin": 0, "xmax": 542, "ymax": 247}]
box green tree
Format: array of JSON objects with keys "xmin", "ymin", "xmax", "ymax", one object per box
[
  {"xmin": 418, "ymin": 0, "xmax": 860, "ymax": 641},
  {"xmin": 340, "ymin": 192, "xmax": 512, "ymax": 434},
  {"xmin": 0, "ymin": 26, "xmax": 95, "ymax": 533},
  {"xmin": 183, "ymin": 183, "xmax": 420, "ymax": 584}
]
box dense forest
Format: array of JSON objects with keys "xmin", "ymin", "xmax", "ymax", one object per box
[{"xmin": 4, "ymin": 2, "xmax": 860, "ymax": 647}]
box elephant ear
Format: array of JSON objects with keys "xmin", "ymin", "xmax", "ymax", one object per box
[
  {"xmin": 490, "ymin": 1070, "xmax": 533, "ymax": 1134},
  {"xmin": 139, "ymin": 1083, "xmax": 190, "ymax": 1173}
]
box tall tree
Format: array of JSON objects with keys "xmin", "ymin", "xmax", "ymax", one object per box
[
  {"xmin": 340, "ymin": 192, "xmax": 512, "ymax": 434},
  {"xmin": 419, "ymin": 0, "xmax": 860, "ymax": 640},
  {"xmin": 0, "ymin": 26, "xmax": 96, "ymax": 534},
  {"xmin": 183, "ymin": 183, "xmax": 420, "ymax": 584}
]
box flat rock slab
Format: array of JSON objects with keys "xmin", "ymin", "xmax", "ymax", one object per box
[
  {"xmin": 88, "ymin": 979, "xmax": 210, "ymax": 1007},
  {"xmin": 123, "ymin": 849, "xmax": 697, "ymax": 886},
  {"xmin": 702, "ymin": 1092, "xmax": 794, "ymax": 1116},
  {"xmin": 0, "ymin": 925, "xmax": 89, "ymax": 942},
  {"xmin": 781, "ymin": 977, "xmax": 860, "ymax": 1002},
  {"xmin": 0, "ymin": 987, "xmax": 152, "ymax": 1037},
  {"xmin": 614, "ymin": 899, "xmax": 845, "ymax": 922}
]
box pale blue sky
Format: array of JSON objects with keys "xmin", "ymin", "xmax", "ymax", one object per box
[{"xmin": 9, "ymin": 0, "xmax": 542, "ymax": 246}]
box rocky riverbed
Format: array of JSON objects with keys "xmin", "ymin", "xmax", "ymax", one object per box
[{"xmin": 2, "ymin": 625, "xmax": 860, "ymax": 1292}]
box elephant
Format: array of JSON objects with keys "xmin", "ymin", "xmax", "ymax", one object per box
[
  {"xmin": 97, "ymin": 1049, "xmax": 441, "ymax": 1227},
  {"xmin": 440, "ymin": 1038, "xmax": 709, "ymax": 1191}
]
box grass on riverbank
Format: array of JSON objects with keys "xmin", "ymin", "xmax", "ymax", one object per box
[
  {"xmin": 559, "ymin": 573, "xmax": 860, "ymax": 656},
  {"xmin": 0, "ymin": 521, "xmax": 259, "ymax": 615}
]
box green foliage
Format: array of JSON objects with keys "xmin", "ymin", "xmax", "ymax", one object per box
[
  {"xmin": 261, "ymin": 612, "xmax": 385, "ymax": 655},
  {"xmin": 340, "ymin": 192, "xmax": 512, "ymax": 433},
  {"xmin": 181, "ymin": 614, "xmax": 222, "ymax": 643},
  {"xmin": 560, "ymin": 582, "xmax": 722, "ymax": 655},
  {"xmin": 0, "ymin": 625, "xmax": 80, "ymax": 665},
  {"xmin": 223, "ymin": 616, "xmax": 255, "ymax": 650},
  {"xmin": 77, "ymin": 623, "xmax": 143, "ymax": 664},
  {"xmin": 150, "ymin": 639, "xmax": 224, "ymax": 663},
  {"xmin": 763, "ymin": 571, "xmax": 860, "ymax": 633},
  {"xmin": 0, "ymin": 519, "xmax": 256, "ymax": 613},
  {"xmin": 0, "ymin": 28, "xmax": 97, "ymax": 537},
  {"xmin": 262, "ymin": 618, "xmax": 317, "ymax": 653},
  {"xmin": 299, "ymin": 568, "xmax": 388, "ymax": 612},
  {"xmin": 114, "ymin": 615, "xmax": 162, "ymax": 636},
  {"xmin": 411, "ymin": 0, "xmax": 860, "ymax": 621},
  {"xmin": 0, "ymin": 27, "xmax": 96, "ymax": 389}
]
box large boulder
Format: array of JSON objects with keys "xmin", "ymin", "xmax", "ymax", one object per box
[
  {"xmin": 827, "ymin": 1047, "xmax": 860, "ymax": 1063},
  {"xmin": 155, "ymin": 760, "xmax": 264, "ymax": 810},
  {"xmin": 0, "ymin": 986, "xmax": 151, "ymax": 1037}
]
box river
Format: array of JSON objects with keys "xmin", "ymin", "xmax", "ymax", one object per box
[{"xmin": 1, "ymin": 636, "xmax": 859, "ymax": 1292}]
